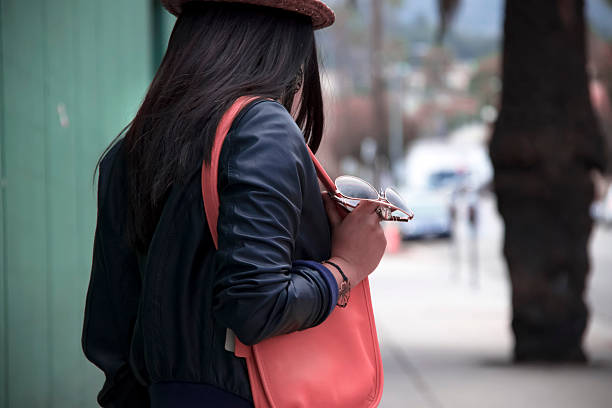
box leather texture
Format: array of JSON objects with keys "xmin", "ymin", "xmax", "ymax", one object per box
[
  {"xmin": 203, "ymin": 96, "xmax": 384, "ymax": 408},
  {"xmin": 82, "ymin": 99, "xmax": 336, "ymax": 404}
]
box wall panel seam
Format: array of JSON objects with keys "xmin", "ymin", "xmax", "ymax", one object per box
[
  {"xmin": 0, "ymin": 0, "xmax": 8, "ymax": 403},
  {"xmin": 42, "ymin": 0, "xmax": 53, "ymax": 406}
]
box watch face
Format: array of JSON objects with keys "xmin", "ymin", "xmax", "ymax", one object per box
[
  {"xmin": 338, "ymin": 281, "xmax": 351, "ymax": 308},
  {"xmin": 338, "ymin": 281, "xmax": 349, "ymax": 294}
]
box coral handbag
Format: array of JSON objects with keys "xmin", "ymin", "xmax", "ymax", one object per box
[{"xmin": 201, "ymin": 96, "xmax": 384, "ymax": 408}]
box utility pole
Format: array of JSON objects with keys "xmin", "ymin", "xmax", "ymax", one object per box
[{"xmin": 370, "ymin": 0, "xmax": 389, "ymax": 186}]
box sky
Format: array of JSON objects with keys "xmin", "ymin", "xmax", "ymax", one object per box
[
  {"xmin": 398, "ymin": 0, "xmax": 503, "ymax": 38},
  {"xmin": 399, "ymin": 0, "xmax": 612, "ymax": 39},
  {"xmin": 326, "ymin": 0, "xmax": 612, "ymax": 39},
  {"xmin": 587, "ymin": 0, "xmax": 612, "ymax": 38}
]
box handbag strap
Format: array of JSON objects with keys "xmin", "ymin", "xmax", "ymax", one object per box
[
  {"xmin": 202, "ymin": 96, "xmax": 261, "ymax": 249},
  {"xmin": 202, "ymin": 96, "xmax": 337, "ymax": 248}
]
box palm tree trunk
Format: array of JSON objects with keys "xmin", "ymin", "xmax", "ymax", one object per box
[{"xmin": 490, "ymin": 0, "xmax": 607, "ymax": 361}]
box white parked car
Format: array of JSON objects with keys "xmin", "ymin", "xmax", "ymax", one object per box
[
  {"xmin": 403, "ymin": 138, "xmax": 493, "ymax": 193},
  {"xmin": 399, "ymin": 188, "xmax": 454, "ymax": 239}
]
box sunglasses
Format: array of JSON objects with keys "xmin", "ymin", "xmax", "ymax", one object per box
[
  {"xmin": 330, "ymin": 176, "xmax": 414, "ymax": 222},
  {"xmin": 306, "ymin": 147, "xmax": 414, "ymax": 222}
]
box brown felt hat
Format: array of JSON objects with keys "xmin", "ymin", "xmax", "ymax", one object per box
[{"xmin": 162, "ymin": 0, "xmax": 335, "ymax": 30}]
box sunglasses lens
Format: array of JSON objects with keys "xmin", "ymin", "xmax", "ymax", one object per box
[
  {"xmin": 385, "ymin": 188, "xmax": 412, "ymax": 215},
  {"xmin": 336, "ymin": 176, "xmax": 379, "ymax": 200}
]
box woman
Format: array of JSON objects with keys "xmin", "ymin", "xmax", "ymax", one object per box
[{"xmin": 82, "ymin": 1, "xmax": 387, "ymax": 406}]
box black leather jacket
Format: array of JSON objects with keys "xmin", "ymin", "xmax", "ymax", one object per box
[{"xmin": 82, "ymin": 100, "xmax": 336, "ymax": 405}]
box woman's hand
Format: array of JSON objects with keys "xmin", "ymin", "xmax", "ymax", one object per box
[{"xmin": 322, "ymin": 193, "xmax": 387, "ymax": 288}]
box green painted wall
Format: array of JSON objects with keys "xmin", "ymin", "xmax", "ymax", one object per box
[
  {"xmin": 0, "ymin": 1, "xmax": 6, "ymax": 405},
  {"xmin": 0, "ymin": 1, "xmax": 174, "ymax": 406}
]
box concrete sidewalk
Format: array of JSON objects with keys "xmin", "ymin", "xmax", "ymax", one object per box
[{"xmin": 371, "ymin": 198, "xmax": 612, "ymax": 408}]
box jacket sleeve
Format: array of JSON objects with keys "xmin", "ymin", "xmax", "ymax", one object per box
[{"xmin": 212, "ymin": 101, "xmax": 338, "ymax": 346}]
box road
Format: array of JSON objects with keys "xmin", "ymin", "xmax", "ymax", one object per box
[{"xmin": 371, "ymin": 194, "xmax": 612, "ymax": 408}]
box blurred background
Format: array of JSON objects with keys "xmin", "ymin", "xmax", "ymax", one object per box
[{"xmin": 1, "ymin": 0, "xmax": 612, "ymax": 407}]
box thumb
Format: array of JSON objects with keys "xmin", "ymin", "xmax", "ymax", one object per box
[{"xmin": 322, "ymin": 192, "xmax": 343, "ymax": 228}]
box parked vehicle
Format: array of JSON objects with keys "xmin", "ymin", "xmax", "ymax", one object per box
[
  {"xmin": 399, "ymin": 188, "xmax": 454, "ymax": 240},
  {"xmin": 397, "ymin": 138, "xmax": 493, "ymax": 240}
]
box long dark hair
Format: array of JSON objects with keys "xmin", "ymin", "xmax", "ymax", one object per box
[{"xmin": 100, "ymin": 2, "xmax": 325, "ymax": 252}]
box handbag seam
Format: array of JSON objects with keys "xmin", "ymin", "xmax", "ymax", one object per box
[{"xmin": 362, "ymin": 280, "xmax": 383, "ymax": 405}]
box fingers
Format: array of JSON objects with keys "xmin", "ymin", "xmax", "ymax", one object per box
[
  {"xmin": 348, "ymin": 200, "xmax": 383, "ymax": 227},
  {"xmin": 352, "ymin": 200, "xmax": 382, "ymax": 220},
  {"xmin": 353, "ymin": 200, "xmax": 379, "ymax": 213},
  {"xmin": 322, "ymin": 192, "xmax": 342, "ymax": 228}
]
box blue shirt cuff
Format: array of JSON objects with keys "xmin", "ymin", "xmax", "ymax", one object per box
[{"xmin": 293, "ymin": 260, "xmax": 338, "ymax": 317}]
